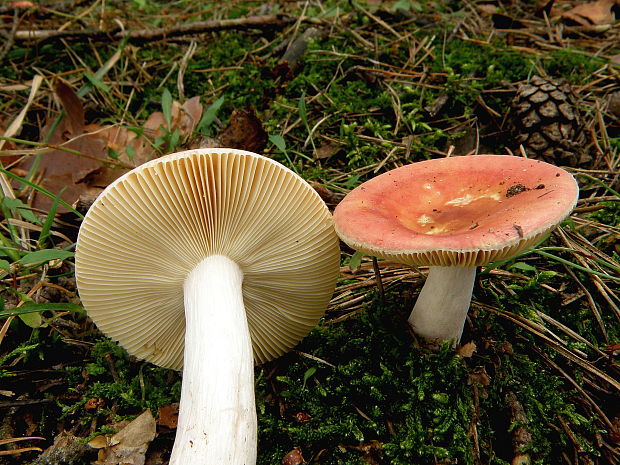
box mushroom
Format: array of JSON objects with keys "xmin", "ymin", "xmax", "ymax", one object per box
[
  {"xmin": 333, "ymin": 155, "xmax": 578, "ymax": 344},
  {"xmin": 75, "ymin": 148, "xmax": 340, "ymax": 464}
]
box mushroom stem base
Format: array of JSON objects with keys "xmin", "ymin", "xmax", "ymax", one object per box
[
  {"xmin": 170, "ymin": 255, "xmax": 257, "ymax": 465},
  {"xmin": 407, "ymin": 266, "xmax": 476, "ymax": 344}
]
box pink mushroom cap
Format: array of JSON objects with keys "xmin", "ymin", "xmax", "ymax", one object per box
[{"xmin": 334, "ymin": 155, "xmax": 579, "ymax": 267}]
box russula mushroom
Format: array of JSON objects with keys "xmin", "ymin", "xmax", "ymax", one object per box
[
  {"xmin": 333, "ymin": 155, "xmax": 578, "ymax": 344},
  {"xmin": 75, "ymin": 148, "xmax": 340, "ymax": 464}
]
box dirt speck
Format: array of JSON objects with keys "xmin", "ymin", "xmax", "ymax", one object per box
[{"xmin": 506, "ymin": 184, "xmax": 530, "ymax": 198}]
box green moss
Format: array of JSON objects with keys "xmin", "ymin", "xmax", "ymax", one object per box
[
  {"xmin": 58, "ymin": 339, "xmax": 180, "ymax": 422},
  {"xmin": 544, "ymin": 49, "xmax": 607, "ymax": 83},
  {"xmin": 588, "ymin": 201, "xmax": 620, "ymax": 228},
  {"xmin": 254, "ymin": 287, "xmax": 602, "ymax": 464},
  {"xmin": 257, "ymin": 295, "xmax": 473, "ymax": 464}
]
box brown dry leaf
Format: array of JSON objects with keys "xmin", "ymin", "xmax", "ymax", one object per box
[
  {"xmin": 156, "ymin": 403, "xmax": 179, "ymax": 429},
  {"xmin": 561, "ymin": 0, "xmax": 616, "ymax": 25},
  {"xmin": 467, "ymin": 367, "xmax": 491, "ymax": 386},
  {"xmin": 55, "ymin": 80, "xmax": 84, "ymax": 135},
  {"xmin": 36, "ymin": 431, "xmax": 90, "ymax": 464},
  {"xmin": 14, "ymin": 81, "xmax": 108, "ymax": 212},
  {"xmin": 457, "ymin": 341, "xmax": 477, "ymax": 358},
  {"xmin": 90, "ymin": 410, "xmax": 156, "ymax": 465},
  {"xmin": 144, "ymin": 96, "xmax": 203, "ymax": 144},
  {"xmin": 476, "ymin": 3, "xmax": 500, "ymax": 16},
  {"xmin": 313, "ymin": 142, "xmax": 339, "ymax": 160},
  {"xmin": 348, "ymin": 441, "xmax": 383, "ymax": 465},
  {"xmin": 0, "ymin": 119, "xmax": 19, "ymax": 166},
  {"xmin": 180, "ymin": 96, "xmax": 203, "ymax": 135},
  {"xmin": 84, "ymin": 397, "xmax": 105, "ymax": 411},
  {"xmin": 282, "ymin": 447, "xmax": 305, "ymax": 465},
  {"xmin": 218, "ymin": 108, "xmax": 268, "ymax": 153}
]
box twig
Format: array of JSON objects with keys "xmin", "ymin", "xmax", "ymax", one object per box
[
  {"xmin": 13, "ymin": 14, "xmax": 322, "ymax": 43},
  {"xmin": 505, "ymin": 390, "xmax": 532, "ymax": 465}
]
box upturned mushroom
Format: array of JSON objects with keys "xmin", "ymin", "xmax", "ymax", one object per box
[
  {"xmin": 333, "ymin": 155, "xmax": 578, "ymax": 344},
  {"xmin": 75, "ymin": 148, "xmax": 340, "ymax": 464}
]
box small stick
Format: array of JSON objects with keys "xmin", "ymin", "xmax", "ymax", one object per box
[
  {"xmin": 14, "ymin": 14, "xmax": 322, "ymax": 43},
  {"xmin": 104, "ymin": 353, "xmax": 120, "ymax": 383},
  {"xmin": 505, "ymin": 390, "xmax": 532, "ymax": 465}
]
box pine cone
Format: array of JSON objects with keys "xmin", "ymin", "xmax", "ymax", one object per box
[{"xmin": 511, "ymin": 75, "xmax": 586, "ymax": 167}]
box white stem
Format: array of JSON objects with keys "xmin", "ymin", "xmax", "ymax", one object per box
[
  {"xmin": 407, "ymin": 266, "xmax": 477, "ymax": 344},
  {"xmin": 170, "ymin": 255, "xmax": 257, "ymax": 465}
]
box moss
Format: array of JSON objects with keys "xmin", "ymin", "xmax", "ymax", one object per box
[
  {"xmin": 254, "ymin": 286, "xmax": 602, "ymax": 464},
  {"xmin": 58, "ymin": 339, "xmax": 180, "ymax": 422},
  {"xmin": 256, "ymin": 295, "xmax": 475, "ymax": 464},
  {"xmin": 544, "ymin": 49, "xmax": 607, "ymax": 83}
]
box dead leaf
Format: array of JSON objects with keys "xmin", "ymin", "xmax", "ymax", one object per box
[
  {"xmin": 313, "ymin": 142, "xmax": 339, "ymax": 159},
  {"xmin": 84, "ymin": 397, "xmax": 105, "ymax": 411},
  {"xmin": 561, "ymin": 0, "xmax": 616, "ymax": 25},
  {"xmin": 294, "ymin": 412, "xmax": 312, "ymax": 424},
  {"xmin": 55, "ymin": 80, "xmax": 84, "ymax": 135},
  {"xmin": 90, "ymin": 410, "xmax": 157, "ymax": 465},
  {"xmin": 36, "ymin": 431, "xmax": 91, "ymax": 464},
  {"xmin": 536, "ymin": 0, "xmax": 556, "ymax": 16},
  {"xmin": 607, "ymin": 91, "xmax": 620, "ymax": 117},
  {"xmin": 282, "ymin": 447, "xmax": 305, "ymax": 465},
  {"xmin": 218, "ymin": 108, "xmax": 268, "ymax": 153},
  {"xmin": 15, "ymin": 84, "xmax": 107, "ymax": 212},
  {"xmin": 144, "ymin": 96, "xmax": 203, "ymax": 145},
  {"xmin": 310, "ymin": 182, "xmax": 339, "ymax": 205},
  {"xmin": 7, "ymin": 1, "xmax": 37, "ymax": 9},
  {"xmin": 476, "ymin": 3, "xmax": 500, "ymax": 16},
  {"xmin": 467, "ymin": 367, "xmax": 491, "ymax": 386},
  {"xmin": 180, "ymin": 96, "xmax": 203, "ymax": 136},
  {"xmin": 347, "ymin": 441, "xmax": 383, "ymax": 465},
  {"xmin": 157, "ymin": 403, "xmax": 179, "ymax": 429},
  {"xmin": 457, "ymin": 341, "xmax": 477, "ymax": 358}
]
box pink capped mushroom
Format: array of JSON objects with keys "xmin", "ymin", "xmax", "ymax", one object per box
[{"xmin": 333, "ymin": 155, "xmax": 579, "ymax": 344}]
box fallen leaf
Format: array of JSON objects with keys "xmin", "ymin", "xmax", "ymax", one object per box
[
  {"xmin": 310, "ymin": 182, "xmax": 339, "ymax": 205},
  {"xmin": 313, "ymin": 142, "xmax": 339, "ymax": 159},
  {"xmin": 476, "ymin": 3, "xmax": 500, "ymax": 16},
  {"xmin": 36, "ymin": 431, "xmax": 91, "ymax": 464},
  {"xmin": 561, "ymin": 0, "xmax": 616, "ymax": 25},
  {"xmin": 7, "ymin": 1, "xmax": 36, "ymax": 8},
  {"xmin": 180, "ymin": 96, "xmax": 203, "ymax": 136},
  {"xmin": 467, "ymin": 367, "xmax": 491, "ymax": 386},
  {"xmin": 90, "ymin": 410, "xmax": 157, "ymax": 465},
  {"xmin": 282, "ymin": 447, "xmax": 305, "ymax": 465},
  {"xmin": 84, "ymin": 397, "xmax": 105, "ymax": 411},
  {"xmin": 157, "ymin": 403, "xmax": 179, "ymax": 429},
  {"xmin": 218, "ymin": 107, "xmax": 268, "ymax": 153},
  {"xmin": 294, "ymin": 412, "xmax": 312, "ymax": 424},
  {"xmin": 55, "ymin": 80, "xmax": 84, "ymax": 135},
  {"xmin": 457, "ymin": 341, "xmax": 477, "ymax": 358},
  {"xmin": 347, "ymin": 441, "xmax": 383, "ymax": 465},
  {"xmin": 15, "ymin": 82, "xmax": 108, "ymax": 212},
  {"xmin": 144, "ymin": 96, "xmax": 203, "ymax": 145}
]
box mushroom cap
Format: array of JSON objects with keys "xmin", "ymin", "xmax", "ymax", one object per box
[
  {"xmin": 75, "ymin": 148, "xmax": 340, "ymax": 370},
  {"xmin": 334, "ymin": 155, "xmax": 578, "ymax": 267}
]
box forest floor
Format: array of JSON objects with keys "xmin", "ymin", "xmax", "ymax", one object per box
[{"xmin": 0, "ymin": 1, "xmax": 619, "ymax": 464}]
